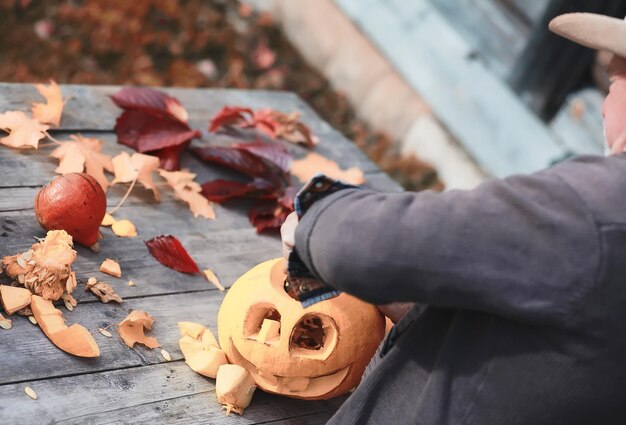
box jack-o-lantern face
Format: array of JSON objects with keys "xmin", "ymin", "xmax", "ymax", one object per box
[{"xmin": 218, "ymin": 258, "xmax": 385, "ymax": 400}]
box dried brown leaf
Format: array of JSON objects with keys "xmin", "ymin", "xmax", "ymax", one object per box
[
  {"xmin": 290, "ymin": 153, "xmax": 365, "ymax": 185},
  {"xmin": 32, "ymin": 80, "xmax": 64, "ymax": 127},
  {"xmin": 49, "ymin": 135, "xmax": 113, "ymax": 190},
  {"xmin": 159, "ymin": 169, "xmax": 215, "ymax": 219},
  {"xmin": 111, "ymin": 151, "xmax": 161, "ymax": 201},
  {"xmin": 0, "ymin": 111, "xmax": 49, "ymax": 149}
]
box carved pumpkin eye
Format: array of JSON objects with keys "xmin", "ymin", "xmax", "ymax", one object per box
[
  {"xmin": 290, "ymin": 313, "xmax": 338, "ymax": 360},
  {"xmin": 244, "ymin": 304, "xmax": 281, "ymax": 343}
]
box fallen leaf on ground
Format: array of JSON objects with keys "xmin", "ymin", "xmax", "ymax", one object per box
[
  {"xmin": 99, "ymin": 259, "xmax": 122, "ymax": 278},
  {"xmin": 158, "ymin": 170, "xmax": 215, "ymax": 219},
  {"xmin": 111, "ymin": 87, "xmax": 189, "ymax": 124},
  {"xmin": 145, "ymin": 235, "xmax": 201, "ymax": 274},
  {"xmin": 86, "ymin": 277, "xmax": 123, "ymax": 303},
  {"xmin": 118, "ymin": 310, "xmax": 160, "ymax": 349},
  {"xmin": 111, "ymin": 151, "xmax": 161, "ymax": 201},
  {"xmin": 49, "ymin": 135, "xmax": 113, "ymax": 190},
  {"xmin": 101, "ymin": 213, "xmax": 116, "ymax": 226},
  {"xmin": 112, "ymin": 87, "xmax": 200, "ymax": 171},
  {"xmin": 32, "ymin": 80, "xmax": 64, "ymax": 127},
  {"xmin": 203, "ymin": 269, "xmax": 225, "ymax": 292},
  {"xmin": 193, "ymin": 143, "xmax": 294, "ymax": 232},
  {"xmin": 290, "ymin": 152, "xmax": 365, "ymax": 185},
  {"xmin": 208, "ymin": 106, "xmax": 317, "ymax": 148},
  {"xmin": 209, "ymin": 106, "xmax": 253, "ymax": 132},
  {"xmin": 0, "ymin": 111, "xmax": 49, "ymax": 149},
  {"xmin": 111, "ymin": 219, "xmax": 137, "ymax": 237}
]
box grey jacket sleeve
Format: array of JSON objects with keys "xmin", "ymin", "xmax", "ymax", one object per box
[{"xmin": 294, "ymin": 159, "xmax": 602, "ymax": 326}]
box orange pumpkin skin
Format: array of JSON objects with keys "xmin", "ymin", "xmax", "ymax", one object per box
[{"xmin": 218, "ymin": 258, "xmax": 385, "ymax": 400}]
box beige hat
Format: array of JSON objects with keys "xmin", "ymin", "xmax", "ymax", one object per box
[{"xmin": 549, "ymin": 13, "xmax": 626, "ymax": 58}]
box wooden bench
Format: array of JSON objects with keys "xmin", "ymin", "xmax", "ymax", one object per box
[{"xmin": 0, "ymin": 82, "xmax": 400, "ymax": 424}]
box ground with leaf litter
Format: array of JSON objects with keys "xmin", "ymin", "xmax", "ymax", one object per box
[{"xmin": 0, "ymin": 0, "xmax": 441, "ymax": 191}]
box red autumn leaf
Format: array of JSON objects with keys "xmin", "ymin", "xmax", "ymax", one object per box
[
  {"xmin": 145, "ymin": 235, "xmax": 201, "ymax": 274},
  {"xmin": 114, "ymin": 110, "xmax": 199, "ymax": 171},
  {"xmin": 110, "ymin": 87, "xmax": 189, "ymax": 123},
  {"xmin": 192, "ymin": 145, "xmax": 283, "ymax": 183},
  {"xmin": 201, "ymin": 179, "xmax": 276, "ymax": 203},
  {"xmin": 209, "ymin": 106, "xmax": 254, "ymax": 132},
  {"xmin": 232, "ymin": 140, "xmax": 291, "ymax": 173},
  {"xmin": 249, "ymin": 200, "xmax": 293, "ymax": 233},
  {"xmin": 200, "ymin": 180, "xmax": 258, "ymax": 203},
  {"xmin": 156, "ymin": 142, "xmax": 190, "ymax": 171}
]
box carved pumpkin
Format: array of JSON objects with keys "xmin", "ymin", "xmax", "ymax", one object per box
[{"xmin": 218, "ymin": 258, "xmax": 385, "ymax": 400}]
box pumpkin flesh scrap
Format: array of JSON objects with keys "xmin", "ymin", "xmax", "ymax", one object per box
[
  {"xmin": 0, "ymin": 285, "xmax": 32, "ymax": 315},
  {"xmin": 177, "ymin": 321, "xmax": 227, "ymax": 378},
  {"xmin": 216, "ymin": 364, "xmax": 256, "ymax": 415},
  {"xmin": 100, "ymin": 258, "xmax": 122, "ymax": 278},
  {"xmin": 118, "ymin": 310, "xmax": 160, "ymax": 349},
  {"xmin": 31, "ymin": 295, "xmax": 100, "ymax": 357}
]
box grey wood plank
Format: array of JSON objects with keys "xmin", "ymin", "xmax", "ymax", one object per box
[
  {"xmin": 0, "ymin": 83, "xmax": 383, "ymax": 175},
  {"xmin": 0, "ymin": 291, "xmax": 224, "ymax": 383},
  {"xmin": 0, "ymin": 128, "xmax": 380, "ymax": 190},
  {"xmin": 550, "ymin": 88, "xmax": 605, "ymax": 156},
  {"xmin": 427, "ymin": 0, "xmax": 529, "ymax": 78},
  {"xmin": 0, "ymin": 207, "xmax": 279, "ymax": 303},
  {"xmin": 0, "ymin": 361, "xmax": 344, "ymax": 425},
  {"xmin": 336, "ymin": 0, "xmax": 569, "ymax": 178}
]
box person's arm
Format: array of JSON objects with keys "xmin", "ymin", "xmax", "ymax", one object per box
[{"xmin": 293, "ymin": 159, "xmax": 602, "ymax": 326}]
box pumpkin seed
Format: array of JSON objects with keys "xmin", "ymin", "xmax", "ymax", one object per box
[
  {"xmin": 16, "ymin": 257, "xmax": 26, "ymax": 268},
  {"xmin": 24, "ymin": 386, "xmax": 37, "ymax": 400},
  {"xmin": 99, "ymin": 328, "xmax": 112, "ymax": 338},
  {"xmin": 0, "ymin": 319, "xmax": 12, "ymax": 330},
  {"xmin": 160, "ymin": 349, "xmax": 172, "ymax": 361},
  {"xmin": 128, "ymin": 280, "xmax": 135, "ymax": 286},
  {"xmin": 28, "ymin": 316, "xmax": 37, "ymax": 325}
]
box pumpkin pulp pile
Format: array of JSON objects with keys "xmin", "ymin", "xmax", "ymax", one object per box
[{"xmin": 0, "ymin": 230, "xmax": 100, "ymax": 357}]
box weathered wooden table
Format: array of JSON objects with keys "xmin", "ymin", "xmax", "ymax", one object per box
[{"xmin": 0, "ymin": 83, "xmax": 400, "ymax": 424}]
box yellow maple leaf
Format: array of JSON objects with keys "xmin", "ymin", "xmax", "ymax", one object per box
[
  {"xmin": 158, "ymin": 169, "xmax": 215, "ymax": 220},
  {"xmin": 49, "ymin": 135, "xmax": 113, "ymax": 190},
  {"xmin": 290, "ymin": 152, "xmax": 365, "ymax": 185},
  {"xmin": 32, "ymin": 80, "xmax": 64, "ymax": 127},
  {"xmin": 0, "ymin": 111, "xmax": 49, "ymax": 149},
  {"xmin": 111, "ymin": 151, "xmax": 161, "ymax": 201}
]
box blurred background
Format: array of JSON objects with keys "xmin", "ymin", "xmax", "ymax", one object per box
[{"xmin": 2, "ymin": 0, "xmax": 625, "ymax": 191}]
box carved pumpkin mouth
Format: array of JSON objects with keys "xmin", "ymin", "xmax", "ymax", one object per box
[{"xmin": 227, "ymin": 337, "xmax": 352, "ymax": 398}]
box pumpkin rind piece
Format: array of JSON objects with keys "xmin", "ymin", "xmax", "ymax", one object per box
[
  {"xmin": 216, "ymin": 364, "xmax": 256, "ymax": 415},
  {"xmin": 30, "ymin": 295, "xmax": 100, "ymax": 357},
  {"xmin": 0, "ymin": 285, "xmax": 32, "ymax": 315}
]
